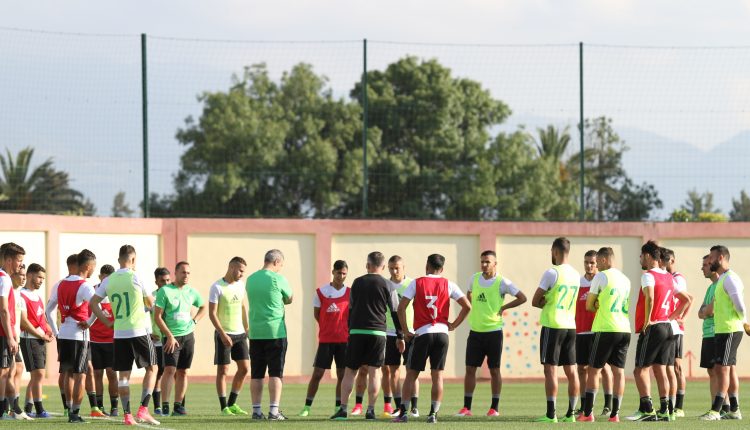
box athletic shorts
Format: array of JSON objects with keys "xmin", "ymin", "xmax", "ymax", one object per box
[
  {"xmin": 714, "ymin": 331, "xmax": 743, "ymax": 366},
  {"xmin": 250, "ymin": 338, "xmax": 287, "ymax": 379},
  {"xmin": 21, "ymin": 337, "xmax": 46, "ymax": 371},
  {"xmin": 575, "ymin": 333, "xmax": 594, "ymax": 366},
  {"xmin": 345, "ymin": 334, "xmax": 386, "ymax": 370},
  {"xmin": 91, "ymin": 342, "xmax": 114, "ymax": 370},
  {"xmin": 589, "ymin": 332, "xmax": 630, "ymax": 369},
  {"xmin": 0, "ymin": 336, "xmax": 13, "ymax": 369},
  {"xmin": 214, "ymin": 332, "xmax": 250, "ymax": 365},
  {"xmin": 313, "ymin": 342, "xmax": 347, "ymax": 369},
  {"xmin": 162, "ymin": 333, "xmax": 195, "ymax": 370},
  {"xmin": 465, "ymin": 330, "xmax": 503, "ymax": 368},
  {"xmin": 114, "ymin": 335, "xmax": 157, "ymax": 371},
  {"xmin": 155, "ymin": 345, "xmax": 164, "ymax": 373},
  {"xmin": 540, "ymin": 327, "xmax": 576, "ymax": 366},
  {"xmin": 14, "ymin": 350, "xmax": 22, "ymax": 363},
  {"xmin": 57, "ymin": 339, "xmax": 90, "ymax": 374},
  {"xmin": 635, "ymin": 323, "xmax": 673, "ymax": 368},
  {"xmin": 700, "ymin": 337, "xmax": 715, "ymax": 369},
  {"xmin": 385, "ymin": 336, "xmax": 413, "ymax": 366},
  {"xmin": 673, "ymin": 334, "xmax": 684, "ymax": 359},
  {"xmin": 407, "ymin": 333, "xmax": 449, "ymax": 372}
]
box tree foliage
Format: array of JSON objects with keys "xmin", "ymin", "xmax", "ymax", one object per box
[{"xmin": 730, "ymin": 190, "xmax": 750, "ymax": 221}]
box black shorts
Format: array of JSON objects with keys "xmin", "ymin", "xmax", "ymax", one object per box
[
  {"xmin": 465, "ymin": 330, "xmax": 503, "ymax": 368},
  {"xmin": 673, "ymin": 334, "xmax": 684, "ymax": 359},
  {"xmin": 345, "ymin": 334, "xmax": 386, "ymax": 370},
  {"xmin": 250, "ymin": 338, "xmax": 287, "ymax": 379},
  {"xmin": 114, "ymin": 335, "xmax": 157, "ymax": 371},
  {"xmin": 214, "ymin": 332, "xmax": 250, "ymax": 365},
  {"xmin": 700, "ymin": 337, "xmax": 715, "ymax": 369},
  {"xmin": 91, "ymin": 342, "xmax": 114, "ymax": 370},
  {"xmin": 714, "ymin": 331, "xmax": 743, "ymax": 366},
  {"xmin": 385, "ymin": 336, "xmax": 413, "ymax": 366},
  {"xmin": 407, "ymin": 333, "xmax": 449, "ymax": 372},
  {"xmin": 0, "ymin": 336, "xmax": 13, "ymax": 369},
  {"xmin": 162, "ymin": 333, "xmax": 195, "ymax": 370},
  {"xmin": 14, "ymin": 350, "xmax": 22, "ymax": 363},
  {"xmin": 635, "ymin": 323, "xmax": 674, "ymax": 367},
  {"xmin": 313, "ymin": 342, "xmax": 347, "ymax": 369},
  {"xmin": 576, "ymin": 333, "xmax": 594, "ymax": 366},
  {"xmin": 21, "ymin": 337, "xmax": 46, "ymax": 371},
  {"xmin": 57, "ymin": 339, "xmax": 90, "ymax": 374},
  {"xmin": 155, "ymin": 345, "xmax": 164, "ymax": 373},
  {"xmin": 589, "ymin": 332, "xmax": 630, "ymax": 369},
  {"xmin": 540, "ymin": 327, "xmax": 576, "ymax": 366}
]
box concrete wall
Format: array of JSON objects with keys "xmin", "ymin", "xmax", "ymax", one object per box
[{"xmin": 2, "ymin": 214, "xmax": 750, "ymax": 380}]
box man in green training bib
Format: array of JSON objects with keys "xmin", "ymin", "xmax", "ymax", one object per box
[
  {"xmin": 577, "ymin": 247, "xmax": 631, "ymax": 422},
  {"xmin": 457, "ymin": 250, "xmax": 526, "ymax": 418},
  {"xmin": 532, "ymin": 237, "xmax": 581, "ymax": 423},
  {"xmin": 208, "ymin": 257, "xmax": 249, "ymax": 416},
  {"xmin": 89, "ymin": 245, "xmax": 160, "ymax": 426},
  {"xmin": 154, "ymin": 261, "xmax": 206, "ymax": 417}
]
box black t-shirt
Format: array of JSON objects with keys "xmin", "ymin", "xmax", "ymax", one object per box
[{"xmin": 349, "ymin": 273, "xmax": 402, "ymax": 334}]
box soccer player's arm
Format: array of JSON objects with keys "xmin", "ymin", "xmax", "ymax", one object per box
[
  {"xmin": 280, "ymin": 277, "xmax": 293, "ymax": 305},
  {"xmin": 19, "ymin": 298, "xmax": 43, "ymax": 339},
  {"xmin": 190, "ymin": 290, "xmax": 206, "ymax": 325},
  {"xmin": 449, "ymin": 283, "xmax": 471, "ymax": 330},
  {"xmin": 242, "ymin": 297, "xmax": 249, "ymax": 334},
  {"xmin": 586, "ymin": 273, "xmax": 605, "ymax": 312},
  {"xmin": 208, "ymin": 283, "xmax": 230, "ymax": 347},
  {"xmin": 312, "ymin": 290, "xmax": 321, "ymax": 323},
  {"xmin": 724, "ymin": 275, "xmax": 748, "ymax": 331},
  {"xmin": 89, "ymin": 280, "xmax": 113, "ymax": 329},
  {"xmin": 532, "ymin": 270, "xmax": 555, "ymax": 309},
  {"xmin": 81, "ymin": 283, "xmax": 98, "ymax": 329},
  {"xmin": 501, "ymin": 279, "xmax": 527, "ymax": 311},
  {"xmin": 44, "ymin": 284, "xmax": 60, "ymax": 338},
  {"xmin": 670, "ymin": 276, "xmax": 692, "ymax": 323},
  {"xmin": 641, "ymin": 273, "xmax": 654, "ymax": 333},
  {"xmin": 398, "ymin": 280, "xmax": 416, "ymax": 341},
  {"xmin": 154, "ymin": 290, "xmax": 178, "ymax": 352},
  {"xmin": 0, "ymin": 278, "xmax": 17, "ymax": 353}
]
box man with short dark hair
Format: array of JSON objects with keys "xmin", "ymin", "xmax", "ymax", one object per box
[
  {"xmin": 20, "ymin": 263, "xmax": 53, "ymax": 418},
  {"xmin": 209, "ymin": 257, "xmax": 249, "ymax": 415},
  {"xmin": 246, "ymin": 249, "xmax": 293, "ymax": 420},
  {"xmin": 0, "ymin": 243, "xmax": 24, "ymax": 420}
]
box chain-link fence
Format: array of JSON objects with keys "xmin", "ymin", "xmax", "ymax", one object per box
[{"xmin": 2, "ymin": 27, "xmax": 750, "ymax": 221}]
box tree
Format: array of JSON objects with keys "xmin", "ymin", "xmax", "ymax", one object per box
[
  {"xmin": 533, "ymin": 126, "xmax": 578, "ymax": 220},
  {"xmin": 729, "ymin": 190, "xmax": 750, "ymax": 221},
  {"xmin": 111, "ymin": 191, "xmax": 134, "ymax": 217},
  {"xmin": 681, "ymin": 189, "xmax": 718, "ymax": 218},
  {"xmin": 0, "ymin": 147, "xmax": 95, "ymax": 215}
]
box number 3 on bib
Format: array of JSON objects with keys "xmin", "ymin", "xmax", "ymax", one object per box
[{"xmin": 425, "ymin": 295, "xmax": 438, "ymax": 319}]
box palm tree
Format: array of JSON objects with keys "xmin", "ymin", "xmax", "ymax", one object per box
[
  {"xmin": 535, "ymin": 125, "xmax": 571, "ymax": 163},
  {"xmin": 0, "ymin": 147, "xmax": 95, "ymax": 215}
]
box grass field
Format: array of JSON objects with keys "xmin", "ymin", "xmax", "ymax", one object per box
[{"xmin": 18, "ymin": 381, "xmax": 746, "ymax": 428}]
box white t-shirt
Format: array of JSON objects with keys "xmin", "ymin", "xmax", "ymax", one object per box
[
  {"xmin": 589, "ymin": 272, "xmax": 609, "ymax": 295},
  {"xmin": 94, "ymin": 269, "xmax": 153, "ymax": 339},
  {"xmin": 538, "ymin": 264, "xmax": 577, "ymax": 291},
  {"xmin": 403, "ymin": 275, "xmax": 465, "ymax": 336},
  {"xmin": 207, "ymin": 278, "xmax": 246, "ymax": 335},
  {"xmin": 20, "ymin": 288, "xmax": 46, "ymax": 339},
  {"xmin": 722, "ymin": 271, "xmax": 747, "ymax": 322},
  {"xmin": 13, "ymin": 288, "xmax": 24, "ymax": 339},
  {"xmin": 312, "ymin": 283, "xmax": 348, "ymax": 307},
  {"xmin": 580, "ymin": 275, "xmax": 594, "ymax": 289},
  {"xmin": 45, "ymin": 275, "xmax": 95, "ymax": 340},
  {"xmin": 0, "ymin": 269, "xmax": 12, "ymax": 299},
  {"xmin": 467, "ymin": 274, "xmax": 520, "ymax": 297}
]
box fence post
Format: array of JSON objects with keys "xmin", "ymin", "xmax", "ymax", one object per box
[
  {"xmin": 141, "ymin": 33, "xmax": 150, "ymax": 218},
  {"xmin": 578, "ymin": 41, "xmax": 585, "ymax": 221},
  {"xmin": 362, "ymin": 38, "xmax": 369, "ymax": 218}
]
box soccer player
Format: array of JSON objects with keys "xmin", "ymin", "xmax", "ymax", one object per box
[
  {"xmin": 628, "ymin": 241, "xmax": 690, "ymax": 422},
  {"xmin": 698, "ymin": 255, "xmax": 726, "ymax": 414},
  {"xmin": 90, "ymin": 245, "xmax": 160, "ymax": 425},
  {"xmin": 700, "ymin": 245, "xmax": 749, "ymax": 420},
  {"xmin": 154, "ymin": 261, "xmax": 206, "ymax": 416},
  {"xmin": 46, "ymin": 249, "xmax": 97, "ymax": 423},
  {"xmin": 457, "ymin": 250, "xmax": 526, "ymax": 417},
  {"xmin": 531, "ymin": 237, "xmax": 580, "ymax": 423},
  {"xmin": 0, "ymin": 243, "xmax": 23, "ymax": 420},
  {"xmin": 577, "ymin": 247, "xmax": 631, "ymax": 422},
  {"xmin": 576, "ymin": 250, "xmax": 613, "ymax": 416},
  {"xmin": 661, "ymin": 249, "xmax": 692, "ymax": 417},
  {"xmin": 20, "ymin": 263, "xmax": 53, "ymax": 418},
  {"xmin": 7, "ymin": 263, "xmax": 31, "ymax": 419},
  {"xmin": 330, "ymin": 251, "xmax": 402, "ymax": 421},
  {"xmin": 246, "ymin": 250, "xmax": 294, "ymax": 420},
  {"xmin": 48, "ymin": 253, "xmax": 79, "ymax": 417},
  {"xmin": 208, "ymin": 257, "xmax": 249, "ymax": 415},
  {"xmin": 299, "ymin": 260, "xmax": 349, "ymax": 417},
  {"xmin": 151, "ymin": 267, "xmax": 170, "ymax": 415},
  {"xmin": 89, "ymin": 264, "xmax": 118, "ymax": 417},
  {"xmin": 393, "ymin": 254, "xmax": 471, "ymax": 424},
  {"xmin": 383, "ymin": 255, "xmax": 418, "ymax": 418}
]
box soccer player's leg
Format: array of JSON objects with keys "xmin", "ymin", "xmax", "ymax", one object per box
[
  {"xmin": 559, "ymin": 329, "xmax": 579, "ymax": 422},
  {"xmin": 214, "ymin": 331, "xmax": 232, "ymax": 414},
  {"xmin": 265, "ymin": 338, "xmax": 288, "ymax": 420},
  {"xmin": 458, "ymin": 330, "xmax": 484, "ymax": 417},
  {"xmin": 172, "ymin": 333, "xmax": 195, "ymax": 416},
  {"xmin": 536, "ymin": 327, "xmax": 562, "ymax": 422},
  {"xmin": 301, "ymin": 342, "xmax": 333, "ymax": 416},
  {"xmin": 485, "ymin": 330, "xmax": 503, "ymax": 416},
  {"xmin": 226, "ymin": 334, "xmax": 249, "ymax": 415},
  {"xmin": 363, "ymin": 335, "xmax": 386, "ymax": 420},
  {"xmin": 426, "ymin": 333, "xmax": 449, "ymax": 423}
]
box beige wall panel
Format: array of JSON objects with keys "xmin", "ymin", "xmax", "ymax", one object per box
[
  {"xmin": 496, "ymin": 236, "xmax": 643, "ymax": 377},
  {"xmin": 187, "ymin": 233, "xmax": 315, "ymax": 377},
  {"xmin": 0, "ymin": 231, "xmax": 47, "ymax": 295},
  {"xmin": 332, "ymin": 234, "xmax": 480, "ymax": 378}
]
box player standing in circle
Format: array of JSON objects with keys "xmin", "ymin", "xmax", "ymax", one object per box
[
  {"xmin": 531, "ymin": 237, "xmax": 580, "ymax": 423},
  {"xmin": 7, "ymin": 263, "xmax": 31, "ymax": 419},
  {"xmin": 576, "ymin": 250, "xmax": 613, "ymax": 417},
  {"xmin": 576, "ymin": 247, "xmax": 631, "ymax": 422},
  {"xmin": 299, "ymin": 260, "xmax": 350, "ymax": 417},
  {"xmin": 208, "ymin": 257, "xmax": 249, "ymax": 416},
  {"xmin": 628, "ymin": 241, "xmax": 689, "ymax": 422},
  {"xmin": 246, "ymin": 250, "xmax": 294, "ymax": 421},
  {"xmin": 150, "ymin": 267, "xmax": 170, "ymax": 416},
  {"xmin": 89, "ymin": 264, "xmax": 119, "ymax": 417},
  {"xmin": 457, "ymin": 250, "xmax": 526, "ymax": 417},
  {"xmin": 90, "ymin": 245, "xmax": 160, "ymax": 426},
  {"xmin": 698, "ymin": 255, "xmax": 728, "ymax": 415},
  {"xmin": 20, "ymin": 263, "xmax": 53, "ymax": 418},
  {"xmin": 383, "ymin": 255, "xmax": 418, "ymax": 419},
  {"xmin": 393, "ymin": 254, "xmax": 471, "ymax": 424},
  {"xmin": 0, "ymin": 243, "xmax": 23, "ymax": 420},
  {"xmin": 700, "ymin": 245, "xmax": 749, "ymax": 420},
  {"xmin": 330, "ymin": 251, "xmax": 402, "ymax": 421}
]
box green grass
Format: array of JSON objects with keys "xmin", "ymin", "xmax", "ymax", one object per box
[{"xmin": 20, "ymin": 380, "xmax": 745, "ymax": 428}]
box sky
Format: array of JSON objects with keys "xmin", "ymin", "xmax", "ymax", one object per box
[{"xmin": 2, "ymin": 0, "xmax": 750, "ymax": 217}]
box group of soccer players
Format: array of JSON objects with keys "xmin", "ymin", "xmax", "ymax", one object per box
[{"xmin": 0, "ymin": 236, "xmax": 748, "ymax": 425}]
